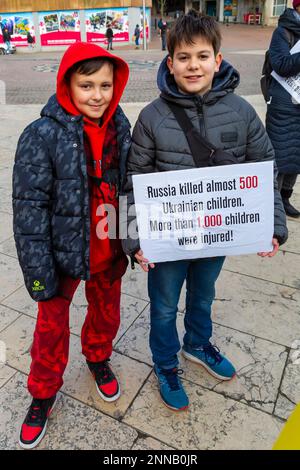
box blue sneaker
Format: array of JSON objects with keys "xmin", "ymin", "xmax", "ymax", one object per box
[
  {"xmin": 154, "ymin": 366, "xmax": 189, "ymax": 411},
  {"xmin": 182, "ymin": 343, "xmax": 236, "ymax": 381}
]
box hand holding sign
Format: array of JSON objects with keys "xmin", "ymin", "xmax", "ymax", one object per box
[
  {"xmin": 135, "ymin": 249, "xmax": 155, "ymax": 272},
  {"xmin": 257, "ymin": 237, "xmax": 279, "ymax": 258}
]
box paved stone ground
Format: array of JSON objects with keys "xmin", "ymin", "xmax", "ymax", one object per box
[{"xmin": 0, "ymin": 25, "xmax": 299, "ymax": 450}]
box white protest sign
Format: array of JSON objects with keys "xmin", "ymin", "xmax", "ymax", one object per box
[
  {"xmin": 132, "ymin": 161, "xmax": 274, "ymax": 263},
  {"xmin": 271, "ymin": 39, "xmax": 300, "ymax": 104}
]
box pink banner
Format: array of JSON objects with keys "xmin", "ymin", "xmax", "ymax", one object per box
[
  {"xmin": 86, "ymin": 31, "xmax": 129, "ymax": 44},
  {"xmin": 40, "ymin": 30, "xmax": 81, "ymax": 46}
]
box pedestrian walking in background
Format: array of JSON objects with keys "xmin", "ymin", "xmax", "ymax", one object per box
[
  {"xmin": 159, "ymin": 19, "xmax": 168, "ymax": 51},
  {"xmin": 134, "ymin": 24, "xmax": 141, "ymax": 49},
  {"xmin": 266, "ymin": 1, "xmax": 300, "ymax": 218},
  {"xmin": 2, "ymin": 28, "xmax": 12, "ymax": 54},
  {"xmin": 105, "ymin": 23, "xmax": 114, "ymax": 51},
  {"xmin": 27, "ymin": 31, "xmax": 35, "ymax": 50}
]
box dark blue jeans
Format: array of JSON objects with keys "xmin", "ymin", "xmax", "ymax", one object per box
[{"xmin": 148, "ymin": 257, "xmax": 225, "ymax": 369}]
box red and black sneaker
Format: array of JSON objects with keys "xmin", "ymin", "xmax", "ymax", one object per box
[
  {"xmin": 19, "ymin": 395, "xmax": 57, "ymax": 449},
  {"xmin": 87, "ymin": 359, "xmax": 120, "ymax": 402}
]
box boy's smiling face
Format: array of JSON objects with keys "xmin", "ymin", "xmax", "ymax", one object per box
[
  {"xmin": 69, "ymin": 62, "xmax": 114, "ymax": 123},
  {"xmin": 167, "ymin": 36, "xmax": 222, "ymax": 96}
]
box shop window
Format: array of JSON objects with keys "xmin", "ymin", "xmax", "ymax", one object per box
[{"xmin": 272, "ymin": 0, "xmax": 287, "ymax": 17}]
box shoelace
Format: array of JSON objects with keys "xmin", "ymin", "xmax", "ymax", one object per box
[
  {"xmin": 160, "ymin": 368, "xmax": 184, "ymax": 391},
  {"xmin": 200, "ymin": 344, "xmax": 222, "ymax": 365},
  {"xmin": 94, "ymin": 360, "xmax": 113, "ymax": 383},
  {"xmin": 25, "ymin": 399, "xmax": 45, "ymax": 425}
]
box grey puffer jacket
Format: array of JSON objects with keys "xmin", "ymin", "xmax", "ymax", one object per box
[{"xmin": 122, "ymin": 58, "xmax": 288, "ymax": 256}]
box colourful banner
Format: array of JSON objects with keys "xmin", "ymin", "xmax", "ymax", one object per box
[
  {"xmin": 224, "ymin": 0, "xmax": 238, "ymax": 17},
  {"xmin": 224, "ymin": 0, "xmax": 233, "ymax": 17},
  {"xmin": 0, "ymin": 12, "xmax": 35, "ymax": 46},
  {"xmin": 39, "ymin": 10, "xmax": 80, "ymax": 46},
  {"xmin": 85, "ymin": 8, "xmax": 129, "ymax": 44}
]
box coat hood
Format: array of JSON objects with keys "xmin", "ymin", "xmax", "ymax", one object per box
[
  {"xmin": 278, "ymin": 8, "xmax": 300, "ymax": 37},
  {"xmin": 56, "ymin": 42, "xmax": 129, "ymax": 127},
  {"xmin": 157, "ymin": 55, "xmax": 240, "ymax": 106}
]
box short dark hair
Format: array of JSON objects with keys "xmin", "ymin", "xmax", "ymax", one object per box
[
  {"xmin": 65, "ymin": 57, "xmax": 113, "ymax": 83},
  {"xmin": 167, "ymin": 10, "xmax": 222, "ymax": 57}
]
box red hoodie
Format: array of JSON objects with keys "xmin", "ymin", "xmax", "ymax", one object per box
[{"xmin": 56, "ymin": 42, "xmax": 129, "ymax": 275}]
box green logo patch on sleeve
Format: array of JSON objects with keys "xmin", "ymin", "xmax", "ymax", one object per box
[{"xmin": 32, "ymin": 280, "xmax": 46, "ymax": 292}]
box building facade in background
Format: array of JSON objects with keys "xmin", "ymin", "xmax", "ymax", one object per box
[
  {"xmin": 0, "ymin": 1, "xmax": 152, "ymax": 49},
  {"xmin": 153, "ymin": 0, "xmax": 292, "ymax": 26},
  {"xmin": 0, "ymin": 0, "xmax": 295, "ymax": 49}
]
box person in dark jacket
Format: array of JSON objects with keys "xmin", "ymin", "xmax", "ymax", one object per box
[
  {"xmin": 26, "ymin": 31, "xmax": 35, "ymax": 49},
  {"xmin": 134, "ymin": 24, "xmax": 141, "ymax": 49},
  {"xmin": 159, "ymin": 19, "xmax": 168, "ymax": 51},
  {"xmin": 266, "ymin": 2, "xmax": 300, "ymax": 217},
  {"xmin": 13, "ymin": 42, "xmax": 130, "ymax": 449},
  {"xmin": 122, "ymin": 11, "xmax": 288, "ymax": 412},
  {"xmin": 105, "ymin": 23, "xmax": 114, "ymax": 50},
  {"xmin": 2, "ymin": 27, "xmax": 12, "ymax": 54}
]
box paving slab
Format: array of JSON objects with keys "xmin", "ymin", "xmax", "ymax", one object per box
[
  {"xmin": 274, "ymin": 393, "xmax": 297, "ymax": 421},
  {"xmin": 282, "ymin": 219, "xmax": 300, "ymax": 254},
  {"xmin": 0, "ymin": 314, "xmax": 35, "ymax": 374},
  {"xmin": 224, "ymin": 251, "xmax": 300, "ymax": 290},
  {"xmin": 0, "ymin": 364, "xmax": 17, "ymax": 388},
  {"xmin": 0, "ymin": 304, "xmax": 21, "ymax": 333},
  {"xmin": 0, "ymin": 253, "xmax": 24, "ymax": 302},
  {"xmin": 1, "ymin": 285, "xmax": 36, "ymax": 318},
  {"xmin": 274, "ymin": 349, "xmax": 300, "ymax": 420},
  {"xmin": 132, "ymin": 437, "xmax": 173, "ymax": 450},
  {"xmin": 0, "ymin": 212, "xmax": 13, "ymax": 244},
  {"xmin": 0, "ymin": 188, "xmax": 13, "ymax": 215},
  {"xmin": 0, "ymin": 236, "xmax": 17, "ymax": 259},
  {"xmin": 213, "ymin": 270, "xmax": 300, "ymax": 347},
  {"xmin": 123, "ymin": 373, "xmax": 283, "ymax": 450}
]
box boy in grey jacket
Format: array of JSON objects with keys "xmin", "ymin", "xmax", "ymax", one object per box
[{"xmin": 122, "ymin": 11, "xmax": 288, "ymax": 411}]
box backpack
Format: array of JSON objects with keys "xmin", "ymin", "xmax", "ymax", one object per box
[{"xmin": 260, "ymin": 29, "xmax": 296, "ymax": 102}]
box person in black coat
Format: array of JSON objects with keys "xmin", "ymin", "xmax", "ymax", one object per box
[
  {"xmin": 105, "ymin": 24, "xmax": 114, "ymax": 51},
  {"xmin": 266, "ymin": 2, "xmax": 300, "ymax": 217},
  {"xmin": 27, "ymin": 31, "xmax": 35, "ymax": 49},
  {"xmin": 2, "ymin": 27, "xmax": 12, "ymax": 54}
]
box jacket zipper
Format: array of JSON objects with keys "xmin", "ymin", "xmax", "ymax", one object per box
[
  {"xmin": 77, "ymin": 126, "xmax": 88, "ymax": 279},
  {"xmin": 196, "ymin": 98, "xmax": 205, "ymax": 137}
]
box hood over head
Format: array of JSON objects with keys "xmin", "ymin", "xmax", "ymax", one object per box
[
  {"xmin": 278, "ymin": 8, "xmax": 300, "ymax": 37},
  {"xmin": 56, "ymin": 42, "xmax": 129, "ymax": 128}
]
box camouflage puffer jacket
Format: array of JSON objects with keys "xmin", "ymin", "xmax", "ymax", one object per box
[{"xmin": 13, "ymin": 95, "xmax": 131, "ymax": 301}]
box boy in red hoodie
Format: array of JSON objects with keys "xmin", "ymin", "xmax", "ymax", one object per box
[{"xmin": 13, "ymin": 43, "xmax": 130, "ymax": 449}]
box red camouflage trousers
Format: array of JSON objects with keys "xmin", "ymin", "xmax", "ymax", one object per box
[{"xmin": 28, "ymin": 271, "xmax": 122, "ymax": 399}]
